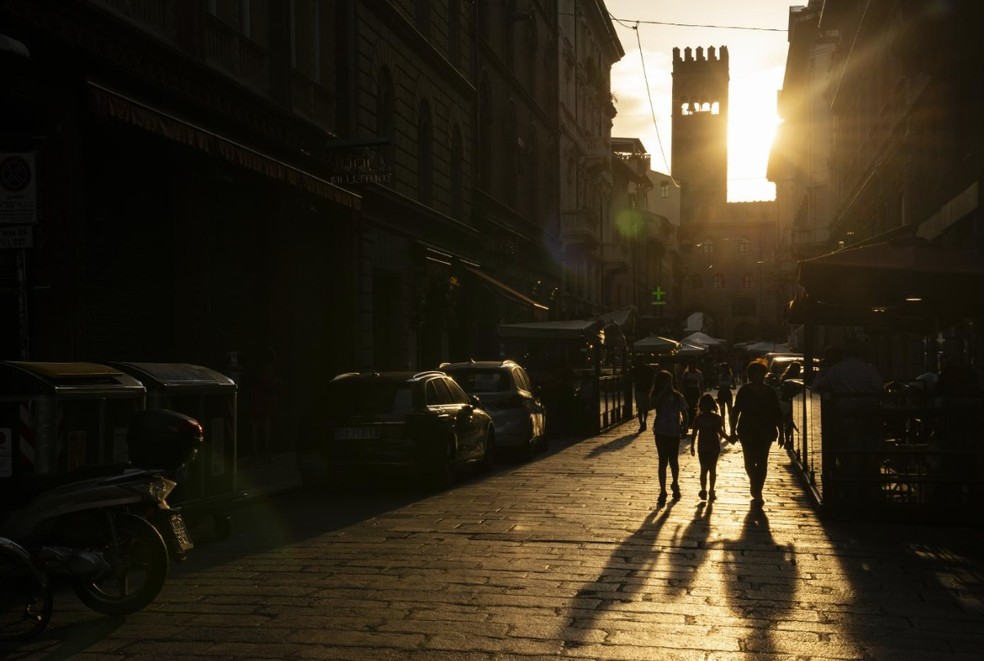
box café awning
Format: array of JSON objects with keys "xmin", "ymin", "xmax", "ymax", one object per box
[{"xmin": 793, "ymin": 238, "xmax": 984, "ymax": 325}]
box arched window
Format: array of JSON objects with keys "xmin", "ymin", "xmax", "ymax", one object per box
[
  {"xmin": 417, "ymin": 99, "xmax": 433, "ymax": 204},
  {"xmin": 478, "ymin": 76, "xmax": 493, "ymax": 188},
  {"xmin": 449, "ymin": 0, "xmax": 461, "ymax": 66},
  {"xmin": 505, "ymin": 104, "xmax": 518, "ymax": 207},
  {"xmin": 376, "ymin": 67, "xmax": 394, "ymax": 138},
  {"xmin": 415, "ymin": 0, "xmax": 430, "ymax": 35},
  {"xmin": 527, "ymin": 126, "xmax": 538, "ymax": 220},
  {"xmin": 450, "ymin": 124, "xmax": 464, "ymax": 218}
]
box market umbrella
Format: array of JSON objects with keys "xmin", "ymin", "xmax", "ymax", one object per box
[
  {"xmin": 633, "ymin": 335, "xmax": 681, "ymax": 354},
  {"xmin": 676, "ymin": 343, "xmax": 708, "ymax": 357},
  {"xmin": 682, "ymin": 331, "xmax": 727, "ymax": 347}
]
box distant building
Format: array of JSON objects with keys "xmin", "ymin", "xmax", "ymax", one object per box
[{"xmin": 671, "ymin": 45, "xmax": 787, "ymax": 342}]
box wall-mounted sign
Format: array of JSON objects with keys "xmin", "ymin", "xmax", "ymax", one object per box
[{"xmin": 0, "ymin": 153, "xmax": 37, "ymax": 224}]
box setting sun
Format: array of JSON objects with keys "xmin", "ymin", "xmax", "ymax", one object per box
[
  {"xmin": 727, "ymin": 68, "xmax": 784, "ymax": 202},
  {"xmin": 606, "ymin": 1, "xmax": 792, "ymax": 203}
]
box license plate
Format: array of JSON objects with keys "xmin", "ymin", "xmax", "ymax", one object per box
[
  {"xmin": 335, "ymin": 426, "xmax": 380, "ymax": 440},
  {"xmin": 168, "ymin": 512, "xmax": 194, "ymax": 553}
]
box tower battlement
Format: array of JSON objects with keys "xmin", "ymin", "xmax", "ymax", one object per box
[{"xmin": 673, "ymin": 45, "xmax": 729, "ymax": 65}]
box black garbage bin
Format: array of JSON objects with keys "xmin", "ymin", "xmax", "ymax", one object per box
[
  {"xmin": 109, "ymin": 362, "xmax": 241, "ymax": 538},
  {"xmin": 0, "ymin": 361, "xmax": 145, "ymax": 486}
]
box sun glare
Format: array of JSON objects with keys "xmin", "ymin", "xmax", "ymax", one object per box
[{"xmin": 726, "ymin": 70, "xmax": 783, "ymax": 202}]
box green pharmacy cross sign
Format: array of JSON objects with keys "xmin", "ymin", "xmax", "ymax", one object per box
[{"xmin": 651, "ymin": 286, "xmax": 667, "ymax": 306}]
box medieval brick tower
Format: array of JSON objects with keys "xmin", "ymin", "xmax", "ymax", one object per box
[{"xmin": 671, "ymin": 46, "xmax": 729, "ymax": 233}]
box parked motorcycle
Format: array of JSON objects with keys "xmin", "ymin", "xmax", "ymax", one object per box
[
  {"xmin": 0, "ymin": 536, "xmax": 51, "ymax": 641},
  {"xmin": 0, "ymin": 409, "xmax": 203, "ymax": 622}
]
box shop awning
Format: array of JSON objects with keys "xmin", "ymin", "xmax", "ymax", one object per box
[
  {"xmin": 463, "ymin": 266, "xmax": 549, "ymax": 312},
  {"xmin": 793, "ymin": 238, "xmax": 984, "ymax": 326},
  {"xmin": 498, "ymin": 319, "xmax": 603, "ymax": 341},
  {"xmin": 87, "ymin": 80, "xmax": 361, "ymax": 210}
]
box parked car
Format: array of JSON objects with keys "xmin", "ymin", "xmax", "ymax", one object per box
[
  {"xmin": 439, "ymin": 360, "xmax": 546, "ymax": 460},
  {"xmin": 296, "ymin": 371, "xmax": 494, "ymax": 490}
]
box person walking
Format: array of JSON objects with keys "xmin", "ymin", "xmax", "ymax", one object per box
[
  {"xmin": 690, "ymin": 393, "xmax": 728, "ymax": 501},
  {"xmin": 730, "ymin": 359, "xmax": 782, "ymax": 507},
  {"xmin": 651, "ymin": 369, "xmax": 690, "ymax": 506},
  {"xmin": 631, "ymin": 358, "xmax": 655, "ymax": 433},
  {"xmin": 715, "ymin": 361, "xmax": 735, "ymax": 432}
]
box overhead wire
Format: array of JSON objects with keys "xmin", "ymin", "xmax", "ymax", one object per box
[
  {"xmin": 608, "ymin": 12, "xmax": 787, "ymax": 191},
  {"xmin": 625, "ymin": 20, "xmax": 679, "ymax": 187}
]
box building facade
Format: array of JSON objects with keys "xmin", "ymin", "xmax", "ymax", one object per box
[
  {"xmin": 556, "ymin": 0, "xmax": 623, "ymax": 318},
  {"xmin": 671, "ymin": 44, "xmax": 785, "ymax": 342}
]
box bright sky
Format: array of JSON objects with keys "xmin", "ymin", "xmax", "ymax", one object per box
[{"xmin": 605, "ymin": 1, "xmax": 793, "ymax": 202}]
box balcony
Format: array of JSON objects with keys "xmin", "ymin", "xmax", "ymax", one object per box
[
  {"xmin": 583, "ymin": 136, "xmax": 611, "ymax": 163},
  {"xmin": 203, "ymin": 15, "xmax": 270, "ymax": 94},
  {"xmin": 290, "ymin": 71, "xmax": 336, "ymax": 131},
  {"xmin": 562, "ymin": 208, "xmax": 601, "ymax": 247}
]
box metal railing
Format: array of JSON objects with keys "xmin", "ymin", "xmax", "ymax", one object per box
[{"xmin": 785, "ymin": 382, "xmax": 984, "ymax": 522}]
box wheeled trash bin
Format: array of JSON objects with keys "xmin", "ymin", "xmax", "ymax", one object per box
[
  {"xmin": 0, "ymin": 361, "xmax": 146, "ymax": 485},
  {"xmin": 109, "ymin": 362, "xmax": 242, "ymax": 538}
]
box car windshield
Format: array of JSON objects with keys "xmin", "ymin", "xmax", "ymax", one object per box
[
  {"xmin": 447, "ymin": 369, "xmax": 508, "ymax": 393},
  {"xmin": 327, "ymin": 380, "xmax": 414, "ymax": 416}
]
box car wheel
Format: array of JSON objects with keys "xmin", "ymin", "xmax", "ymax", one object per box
[
  {"xmin": 427, "ymin": 437, "xmax": 456, "ymax": 490},
  {"xmin": 482, "ymin": 429, "xmax": 496, "ymax": 471}
]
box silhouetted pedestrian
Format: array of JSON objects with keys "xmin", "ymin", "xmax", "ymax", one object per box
[
  {"xmin": 631, "ymin": 358, "xmax": 655, "ymax": 433},
  {"xmin": 730, "ymin": 360, "xmax": 782, "ymax": 507},
  {"xmin": 651, "ymin": 369, "xmax": 690, "ymax": 506},
  {"xmin": 690, "ymin": 393, "xmax": 728, "ymax": 501}
]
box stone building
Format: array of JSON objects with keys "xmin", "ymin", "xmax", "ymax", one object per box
[
  {"xmin": 671, "ymin": 45, "xmax": 786, "ymax": 342},
  {"xmin": 556, "ymin": 0, "xmax": 624, "ymax": 318},
  {"xmin": 608, "ymin": 137, "xmax": 680, "ymax": 335},
  {"xmin": 0, "ymin": 1, "xmax": 581, "ymax": 394}
]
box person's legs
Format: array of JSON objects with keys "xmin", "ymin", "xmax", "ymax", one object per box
[
  {"xmin": 708, "ymin": 459, "xmax": 718, "ymax": 498},
  {"xmin": 655, "ymin": 436, "xmax": 670, "ymax": 497},
  {"xmin": 742, "ymin": 437, "xmax": 771, "ymax": 500},
  {"xmin": 668, "ymin": 446, "xmax": 681, "ymax": 498}
]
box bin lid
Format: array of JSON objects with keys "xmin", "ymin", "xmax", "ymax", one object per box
[
  {"xmin": 0, "ymin": 361, "xmax": 146, "ymax": 395},
  {"xmin": 110, "ymin": 362, "xmax": 237, "ymax": 391}
]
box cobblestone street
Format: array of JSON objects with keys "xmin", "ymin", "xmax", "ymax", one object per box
[{"xmin": 5, "ymin": 421, "xmax": 984, "ymax": 660}]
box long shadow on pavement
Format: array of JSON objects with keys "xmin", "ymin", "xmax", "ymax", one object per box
[{"xmin": 561, "ymin": 502, "xmax": 678, "ymax": 649}]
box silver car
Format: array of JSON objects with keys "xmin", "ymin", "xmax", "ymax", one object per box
[{"xmin": 440, "ymin": 360, "xmax": 547, "ymax": 460}]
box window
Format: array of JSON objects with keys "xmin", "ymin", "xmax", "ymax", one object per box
[
  {"xmin": 451, "ymin": 125, "xmax": 464, "ymax": 218},
  {"xmin": 417, "ymin": 100, "xmax": 433, "ymax": 204},
  {"xmin": 712, "ymin": 273, "xmax": 724, "ymax": 289},
  {"xmin": 702, "ymin": 241, "xmax": 714, "ymax": 254},
  {"xmin": 449, "ymin": 0, "xmax": 461, "ymax": 66},
  {"xmin": 478, "ymin": 76, "xmax": 493, "ymax": 188},
  {"xmin": 445, "ymin": 378, "xmax": 472, "ymax": 404},
  {"xmin": 426, "ymin": 379, "xmax": 454, "ymax": 405},
  {"xmin": 690, "ymin": 274, "xmax": 703, "ymax": 289},
  {"xmin": 376, "ymin": 68, "xmax": 394, "ymax": 138},
  {"xmin": 290, "ymin": 0, "xmax": 320, "ymax": 81},
  {"xmin": 415, "ymin": 0, "xmax": 430, "ymax": 35},
  {"xmin": 739, "ymin": 240, "xmax": 751, "ymax": 253},
  {"xmin": 660, "ymin": 181, "xmax": 670, "ymax": 199},
  {"xmin": 743, "ymin": 273, "xmax": 754, "ymax": 288}
]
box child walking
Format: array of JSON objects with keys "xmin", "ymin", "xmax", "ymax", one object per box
[{"xmin": 690, "ymin": 393, "xmax": 728, "ymax": 501}]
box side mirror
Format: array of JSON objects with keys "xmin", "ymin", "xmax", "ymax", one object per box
[{"xmin": 470, "ymin": 395, "xmax": 481, "ymax": 407}]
